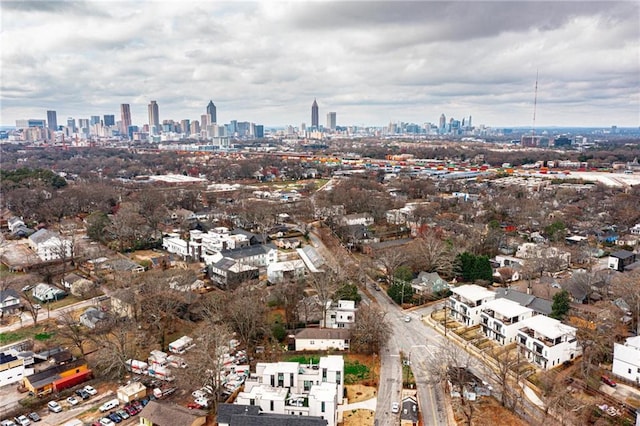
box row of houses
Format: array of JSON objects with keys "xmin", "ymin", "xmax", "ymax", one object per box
[{"xmin": 448, "ymin": 285, "xmax": 580, "ymax": 370}]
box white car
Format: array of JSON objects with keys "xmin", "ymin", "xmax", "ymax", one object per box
[
  {"xmin": 99, "ymin": 418, "xmax": 114, "ymax": 426},
  {"xmin": 83, "ymin": 385, "xmax": 98, "ymax": 395},
  {"xmin": 192, "ymin": 389, "xmax": 207, "ymax": 399},
  {"xmin": 13, "ymin": 416, "xmax": 30, "ymax": 426},
  {"xmin": 404, "ymin": 316, "xmax": 411, "ymax": 322},
  {"xmin": 66, "ymin": 396, "xmax": 79, "ymax": 406},
  {"xmin": 194, "ymin": 397, "xmax": 209, "ymax": 408},
  {"xmin": 47, "ymin": 401, "xmax": 62, "ymax": 413},
  {"xmin": 391, "ymin": 402, "xmax": 400, "ymax": 413}
]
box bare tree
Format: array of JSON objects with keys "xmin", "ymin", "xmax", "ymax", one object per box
[
  {"xmin": 223, "ymin": 287, "xmax": 268, "ymax": 354},
  {"xmin": 90, "ymin": 319, "xmax": 139, "ymax": 380},
  {"xmin": 309, "ymin": 272, "xmax": 339, "ymax": 327},
  {"xmin": 350, "ymin": 304, "xmax": 391, "ymax": 354},
  {"xmin": 481, "ymin": 346, "xmax": 523, "ymax": 410},
  {"xmin": 407, "ymin": 228, "xmax": 456, "ymax": 278},
  {"xmin": 376, "ymin": 248, "xmax": 408, "ymax": 285},
  {"xmin": 56, "ymin": 309, "xmax": 90, "ymax": 357},
  {"xmin": 426, "ymin": 341, "xmax": 478, "ymax": 426},
  {"xmin": 176, "ymin": 324, "xmax": 232, "ymax": 413}
]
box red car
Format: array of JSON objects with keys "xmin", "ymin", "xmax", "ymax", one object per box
[
  {"xmin": 601, "ymin": 375, "xmax": 617, "ymax": 387},
  {"xmin": 187, "ymin": 402, "xmax": 204, "ymax": 410}
]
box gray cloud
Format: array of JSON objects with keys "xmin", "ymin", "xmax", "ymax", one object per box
[{"xmin": 0, "ymin": 1, "xmax": 638, "ymax": 127}]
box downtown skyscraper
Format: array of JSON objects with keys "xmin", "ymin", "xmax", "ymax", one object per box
[
  {"xmin": 206, "ymin": 100, "xmax": 217, "ymax": 124},
  {"xmin": 148, "ymin": 100, "xmax": 160, "ymax": 134},
  {"xmin": 46, "ymin": 110, "xmax": 57, "ymax": 130},
  {"xmin": 120, "ymin": 103, "xmax": 132, "ymax": 137},
  {"xmin": 311, "ymin": 99, "xmax": 319, "ymax": 128}
]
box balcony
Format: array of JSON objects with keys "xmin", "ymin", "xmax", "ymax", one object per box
[{"xmin": 518, "ymin": 328, "xmax": 560, "ymax": 348}]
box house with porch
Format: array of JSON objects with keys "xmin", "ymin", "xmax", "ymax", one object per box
[
  {"xmin": 516, "ymin": 315, "xmax": 579, "ymax": 370},
  {"xmin": 480, "ymin": 298, "xmax": 536, "ymax": 345},
  {"xmin": 448, "ymin": 284, "xmax": 496, "ymax": 326}
]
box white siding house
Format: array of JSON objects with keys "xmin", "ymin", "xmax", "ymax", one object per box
[
  {"xmin": 28, "ymin": 229, "xmax": 72, "ymax": 261},
  {"xmin": 448, "ymin": 284, "xmax": 496, "ymax": 326},
  {"xmin": 322, "ymin": 300, "xmax": 357, "ymax": 329},
  {"xmin": 295, "ymin": 329, "xmax": 351, "ymax": 351},
  {"xmin": 516, "ymin": 315, "xmax": 579, "ymax": 370},
  {"xmin": 612, "ymin": 336, "xmax": 640, "ymax": 384},
  {"xmin": 480, "ymin": 299, "xmax": 536, "ymax": 345}
]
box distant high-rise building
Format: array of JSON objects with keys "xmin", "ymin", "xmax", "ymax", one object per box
[
  {"xmin": 181, "ymin": 119, "xmax": 190, "ymax": 135},
  {"xmin": 255, "ymin": 125, "xmax": 264, "ymax": 138},
  {"xmin": 326, "ymin": 112, "xmax": 336, "ymax": 130},
  {"xmin": 311, "ymin": 99, "xmax": 319, "ymax": 128},
  {"xmin": 200, "ymin": 114, "xmax": 209, "ymax": 128},
  {"xmin": 206, "ymin": 100, "xmax": 217, "ymax": 124},
  {"xmin": 120, "ymin": 104, "xmax": 132, "ymax": 136},
  {"xmin": 46, "ymin": 110, "xmax": 58, "ymax": 130},
  {"xmin": 190, "ymin": 120, "xmax": 200, "ymax": 135},
  {"xmin": 90, "ymin": 115, "xmax": 100, "ymax": 125},
  {"xmin": 148, "ymin": 100, "xmax": 160, "ymax": 133},
  {"xmin": 439, "ymin": 114, "xmax": 446, "ymax": 132},
  {"xmin": 67, "ymin": 117, "xmax": 76, "ymax": 132},
  {"xmin": 103, "ymin": 115, "xmax": 115, "ymax": 126}
]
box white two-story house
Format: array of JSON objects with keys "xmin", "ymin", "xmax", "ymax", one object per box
[
  {"xmin": 28, "ymin": 229, "xmax": 72, "ymax": 261},
  {"xmin": 236, "ymin": 355, "xmax": 344, "ymax": 426},
  {"xmin": 321, "ymin": 300, "xmax": 357, "ymax": 329},
  {"xmin": 612, "ymin": 336, "xmax": 640, "ymax": 384},
  {"xmin": 449, "ymin": 284, "xmax": 496, "ymax": 326},
  {"xmin": 480, "ymin": 298, "xmax": 536, "ymax": 345},
  {"xmin": 516, "ymin": 315, "xmax": 579, "ymax": 370}
]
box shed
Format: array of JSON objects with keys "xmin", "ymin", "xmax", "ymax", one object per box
[{"xmin": 117, "ymin": 381, "xmax": 147, "ymax": 403}]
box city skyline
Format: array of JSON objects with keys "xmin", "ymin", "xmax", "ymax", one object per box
[{"xmin": 1, "ymin": 1, "xmax": 639, "ymax": 128}]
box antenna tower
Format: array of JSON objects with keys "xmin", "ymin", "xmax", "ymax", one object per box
[{"xmin": 532, "ymin": 69, "xmax": 538, "ymax": 137}]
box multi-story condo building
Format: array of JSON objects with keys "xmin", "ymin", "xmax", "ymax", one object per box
[
  {"xmin": 448, "ymin": 284, "xmax": 496, "ymax": 326},
  {"xmin": 235, "ymin": 355, "xmax": 344, "ymax": 426},
  {"xmin": 516, "ymin": 315, "xmax": 579, "ymax": 370},
  {"xmin": 480, "ymin": 298, "xmax": 536, "ymax": 345}
]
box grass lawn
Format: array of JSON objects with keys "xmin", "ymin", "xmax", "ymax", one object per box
[
  {"xmin": 344, "ymin": 360, "xmax": 371, "ymax": 384},
  {"xmin": 0, "ymin": 323, "xmax": 55, "ymax": 345},
  {"xmin": 284, "ymin": 353, "xmax": 375, "ymax": 385}
]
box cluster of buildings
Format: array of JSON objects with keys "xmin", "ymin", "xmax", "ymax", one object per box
[
  {"xmin": 218, "ymin": 355, "xmax": 344, "ymax": 426},
  {"xmin": 448, "ymin": 284, "xmax": 580, "ymax": 370},
  {"xmin": 9, "ymin": 101, "xmax": 264, "ymax": 144}
]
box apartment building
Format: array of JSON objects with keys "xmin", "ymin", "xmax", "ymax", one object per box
[
  {"xmin": 235, "ymin": 355, "xmax": 344, "ymax": 426},
  {"xmin": 321, "ymin": 300, "xmax": 357, "ymax": 329},
  {"xmin": 480, "ymin": 298, "xmax": 536, "ymax": 345},
  {"xmin": 612, "ymin": 336, "xmax": 640, "ymax": 383},
  {"xmin": 516, "ymin": 315, "xmax": 579, "ymax": 370},
  {"xmin": 448, "ymin": 284, "xmax": 496, "ymax": 326}
]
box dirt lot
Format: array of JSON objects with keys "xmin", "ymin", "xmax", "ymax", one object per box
[
  {"xmin": 346, "ymin": 384, "xmax": 376, "ymax": 403},
  {"xmin": 342, "ymin": 408, "xmax": 375, "ymax": 426},
  {"xmin": 452, "ymin": 397, "xmax": 528, "ymax": 426},
  {"xmin": 344, "ymin": 353, "xmax": 379, "ymax": 387}
]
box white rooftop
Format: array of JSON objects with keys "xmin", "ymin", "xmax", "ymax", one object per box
[
  {"xmin": 518, "ymin": 315, "xmax": 576, "ymax": 339},
  {"xmin": 319, "ymin": 355, "xmax": 344, "ymax": 371},
  {"xmin": 308, "ymin": 381, "xmax": 337, "ymax": 402},
  {"xmin": 451, "ymin": 284, "xmax": 495, "ymax": 302},
  {"xmin": 482, "ymin": 298, "xmax": 533, "ymax": 319},
  {"xmin": 238, "ymin": 384, "xmax": 288, "ymax": 401},
  {"xmin": 263, "ymin": 361, "xmax": 299, "ymax": 376},
  {"xmin": 624, "ymin": 336, "xmax": 640, "ymax": 350}
]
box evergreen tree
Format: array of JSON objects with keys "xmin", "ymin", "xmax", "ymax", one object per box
[{"xmin": 551, "ymin": 290, "xmax": 571, "ymax": 320}]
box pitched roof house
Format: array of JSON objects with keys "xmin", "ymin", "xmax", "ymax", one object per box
[{"xmin": 138, "ymin": 400, "xmax": 207, "ymax": 426}]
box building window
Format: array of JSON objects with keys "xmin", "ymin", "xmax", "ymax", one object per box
[
  {"xmin": 322, "ymin": 368, "xmax": 327, "ymax": 382},
  {"xmin": 336, "ymin": 371, "xmax": 341, "ymax": 385},
  {"xmin": 250, "ymin": 399, "xmax": 255, "ymax": 405},
  {"xmin": 321, "ymin": 401, "xmax": 325, "ymax": 413},
  {"xmin": 270, "ymin": 400, "xmax": 274, "ymax": 411}
]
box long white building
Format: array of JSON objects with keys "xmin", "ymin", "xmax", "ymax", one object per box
[
  {"xmin": 480, "ymin": 298, "xmax": 536, "ymax": 345},
  {"xmin": 516, "ymin": 315, "xmax": 579, "ymax": 370},
  {"xmin": 449, "ymin": 284, "xmax": 496, "ymax": 326},
  {"xmin": 612, "ymin": 336, "xmax": 640, "ymax": 383}
]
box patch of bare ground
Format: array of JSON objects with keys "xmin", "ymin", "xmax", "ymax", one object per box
[
  {"xmin": 452, "ymin": 397, "xmax": 528, "ymax": 426},
  {"xmin": 342, "ymin": 409, "xmax": 375, "ymax": 426},
  {"xmin": 346, "ymin": 384, "xmax": 376, "ymax": 403}
]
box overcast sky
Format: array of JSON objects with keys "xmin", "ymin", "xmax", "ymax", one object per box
[{"xmin": 1, "ymin": 1, "xmax": 639, "ymax": 128}]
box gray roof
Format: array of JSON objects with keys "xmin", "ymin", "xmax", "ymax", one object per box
[
  {"xmin": 296, "ymin": 328, "xmax": 351, "ymax": 340},
  {"xmin": 216, "ymin": 404, "xmax": 260, "ymax": 424},
  {"xmin": 494, "ymin": 288, "xmax": 552, "ymax": 315},
  {"xmin": 220, "ymin": 243, "xmax": 276, "ymax": 260},
  {"xmin": 219, "ymin": 406, "xmax": 328, "ymax": 426},
  {"xmin": 611, "ymin": 250, "xmax": 635, "ymax": 260},
  {"xmin": 139, "ymin": 401, "xmax": 206, "ymax": 425},
  {"xmin": 29, "ymin": 228, "xmax": 58, "ymax": 244},
  {"xmin": 400, "ymin": 396, "xmax": 419, "ymax": 422}
]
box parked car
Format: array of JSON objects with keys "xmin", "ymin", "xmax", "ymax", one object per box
[
  {"xmin": 47, "ymin": 401, "xmax": 62, "ymax": 413},
  {"xmin": 187, "ymin": 402, "xmax": 204, "ymax": 409},
  {"xmin": 191, "ymin": 389, "xmax": 207, "ymax": 399},
  {"xmin": 13, "ymin": 416, "xmax": 30, "ymax": 426},
  {"xmin": 75, "ymin": 389, "xmax": 90, "ymax": 400},
  {"xmin": 98, "ymin": 419, "xmax": 114, "ymax": 426},
  {"xmin": 124, "ymin": 404, "xmax": 138, "ymax": 416},
  {"xmin": 83, "ymin": 385, "xmax": 98, "ymax": 395},
  {"xmin": 601, "ymin": 375, "xmax": 617, "ymax": 387},
  {"xmin": 116, "ymin": 409, "xmax": 129, "ymax": 420},
  {"xmin": 404, "ymin": 315, "xmax": 411, "ymax": 322},
  {"xmin": 1, "ymin": 420, "xmax": 17, "ymax": 426},
  {"xmin": 26, "ymin": 413, "xmax": 40, "ymax": 423},
  {"xmin": 391, "ymin": 402, "xmax": 400, "ymax": 413},
  {"xmin": 66, "ymin": 396, "xmax": 79, "ymax": 406},
  {"xmin": 107, "ymin": 412, "xmax": 122, "ymax": 423}
]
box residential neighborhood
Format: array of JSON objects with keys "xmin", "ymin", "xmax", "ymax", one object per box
[{"xmin": 0, "ymin": 139, "xmax": 639, "ymax": 426}]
